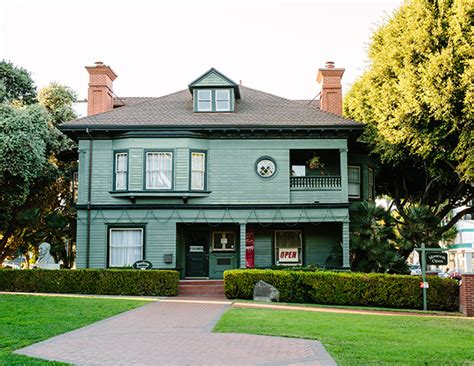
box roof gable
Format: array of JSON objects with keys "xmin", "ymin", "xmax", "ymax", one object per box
[{"xmin": 188, "ymin": 68, "xmax": 241, "ymax": 98}]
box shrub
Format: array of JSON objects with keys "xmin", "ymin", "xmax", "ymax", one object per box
[
  {"xmin": 224, "ymin": 269, "xmax": 459, "ymax": 311},
  {"xmin": 0, "ymin": 269, "xmax": 179, "ymax": 296}
]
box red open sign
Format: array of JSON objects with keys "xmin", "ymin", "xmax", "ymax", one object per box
[{"xmin": 278, "ymin": 248, "xmax": 299, "ymax": 262}]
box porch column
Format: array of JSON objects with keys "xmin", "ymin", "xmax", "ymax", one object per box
[
  {"xmin": 339, "ymin": 148, "xmax": 348, "ymax": 202},
  {"xmin": 342, "ymin": 221, "xmax": 350, "ymax": 269},
  {"xmin": 240, "ymin": 223, "xmax": 246, "ymax": 268}
]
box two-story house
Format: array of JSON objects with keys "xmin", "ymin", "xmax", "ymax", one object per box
[{"xmin": 60, "ymin": 62, "xmax": 373, "ymax": 278}]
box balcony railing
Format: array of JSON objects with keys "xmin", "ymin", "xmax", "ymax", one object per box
[{"xmin": 290, "ymin": 175, "xmax": 341, "ymax": 190}]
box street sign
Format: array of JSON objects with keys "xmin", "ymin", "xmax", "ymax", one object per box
[
  {"xmin": 420, "ymin": 282, "xmax": 429, "ymax": 289},
  {"xmin": 426, "ymin": 252, "xmax": 448, "ymax": 265}
]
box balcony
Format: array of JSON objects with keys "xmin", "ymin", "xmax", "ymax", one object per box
[{"xmin": 290, "ymin": 176, "xmax": 341, "ymax": 190}]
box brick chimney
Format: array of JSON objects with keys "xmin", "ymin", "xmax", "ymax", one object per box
[
  {"xmin": 85, "ymin": 61, "xmax": 117, "ymax": 116},
  {"xmin": 316, "ymin": 61, "xmax": 345, "ymax": 116}
]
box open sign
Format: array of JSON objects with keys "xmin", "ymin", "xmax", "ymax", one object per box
[{"xmin": 278, "ymin": 248, "xmax": 299, "ymax": 263}]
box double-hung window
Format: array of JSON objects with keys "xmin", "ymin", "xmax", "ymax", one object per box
[
  {"xmin": 197, "ymin": 90, "xmax": 212, "ymax": 111},
  {"xmin": 146, "ymin": 152, "xmax": 173, "ymax": 189},
  {"xmin": 190, "ymin": 151, "xmax": 206, "ymax": 190},
  {"xmin": 215, "ymin": 90, "xmax": 230, "ymax": 111},
  {"xmin": 348, "ymin": 165, "xmax": 361, "ymax": 199},
  {"xmin": 109, "ymin": 228, "xmax": 143, "ymax": 267},
  {"xmin": 115, "ymin": 152, "xmax": 128, "ymax": 191},
  {"xmin": 195, "ymin": 89, "xmax": 232, "ymax": 112},
  {"xmin": 275, "ymin": 230, "xmax": 303, "ymax": 265}
]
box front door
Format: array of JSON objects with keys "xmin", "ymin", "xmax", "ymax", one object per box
[{"xmin": 185, "ymin": 231, "xmax": 209, "ymax": 277}]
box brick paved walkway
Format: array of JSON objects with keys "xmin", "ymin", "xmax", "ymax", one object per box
[{"xmin": 16, "ymin": 300, "xmax": 336, "ymax": 365}]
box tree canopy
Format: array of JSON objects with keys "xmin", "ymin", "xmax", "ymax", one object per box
[
  {"xmin": 0, "ymin": 60, "xmax": 77, "ymax": 266},
  {"xmin": 0, "ymin": 60, "xmax": 37, "ymax": 105},
  {"xmin": 344, "ymin": 0, "xmax": 473, "ymax": 250}
]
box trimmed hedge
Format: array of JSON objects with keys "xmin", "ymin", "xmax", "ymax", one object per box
[
  {"xmin": 224, "ymin": 269, "xmax": 459, "ymax": 311},
  {"xmin": 0, "ymin": 269, "xmax": 179, "ymax": 296}
]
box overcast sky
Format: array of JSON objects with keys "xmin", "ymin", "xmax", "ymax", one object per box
[{"xmin": 0, "ymin": 0, "xmax": 402, "ymax": 102}]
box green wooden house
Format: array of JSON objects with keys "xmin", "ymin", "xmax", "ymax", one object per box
[{"xmin": 60, "ymin": 62, "xmax": 373, "ymax": 278}]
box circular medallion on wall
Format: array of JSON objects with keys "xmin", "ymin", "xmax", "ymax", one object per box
[{"xmin": 255, "ymin": 157, "xmax": 277, "ymax": 179}]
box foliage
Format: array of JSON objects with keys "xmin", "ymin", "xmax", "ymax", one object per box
[
  {"xmin": 0, "ymin": 294, "xmax": 147, "ymax": 365},
  {"xmin": 350, "ymin": 201, "xmax": 408, "ymax": 273},
  {"xmin": 215, "ymin": 308, "xmax": 474, "ymax": 365},
  {"xmin": 224, "ymin": 269, "xmax": 459, "ymax": 311},
  {"xmin": 0, "ymin": 68, "xmax": 78, "ymax": 267},
  {"xmin": 0, "ymin": 269, "xmax": 180, "ymax": 296},
  {"xmin": 0, "ymin": 60, "xmax": 37, "ymax": 105},
  {"xmin": 38, "ymin": 82, "xmax": 77, "ymax": 126},
  {"xmin": 344, "ymin": 0, "xmax": 474, "ymax": 241}
]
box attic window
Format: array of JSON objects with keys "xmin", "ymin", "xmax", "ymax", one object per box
[
  {"xmin": 197, "ymin": 90, "xmax": 212, "ymax": 111},
  {"xmin": 215, "ymin": 90, "xmax": 230, "ymax": 111},
  {"xmin": 195, "ymin": 89, "xmax": 231, "ymax": 112}
]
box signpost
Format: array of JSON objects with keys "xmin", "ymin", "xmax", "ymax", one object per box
[{"xmin": 415, "ymin": 243, "xmax": 448, "ymax": 311}]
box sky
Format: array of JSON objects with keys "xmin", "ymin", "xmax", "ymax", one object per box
[{"xmin": 0, "ymin": 0, "xmax": 402, "ymax": 102}]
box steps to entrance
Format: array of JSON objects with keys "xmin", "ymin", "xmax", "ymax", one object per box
[{"xmin": 178, "ymin": 280, "xmax": 225, "ymax": 298}]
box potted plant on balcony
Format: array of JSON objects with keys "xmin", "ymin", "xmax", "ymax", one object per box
[{"xmin": 306, "ymin": 154, "xmax": 325, "ymax": 173}]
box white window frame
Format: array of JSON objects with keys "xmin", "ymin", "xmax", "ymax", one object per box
[
  {"xmin": 115, "ymin": 152, "xmax": 128, "ymax": 191},
  {"xmin": 215, "ymin": 89, "xmax": 230, "ymax": 111},
  {"xmin": 191, "ymin": 151, "xmax": 206, "ymax": 190},
  {"xmin": 212, "ymin": 231, "xmax": 236, "ymax": 251},
  {"xmin": 348, "ymin": 165, "xmax": 361, "ymax": 199},
  {"xmin": 197, "ymin": 89, "xmax": 212, "ymax": 112},
  {"xmin": 145, "ymin": 151, "xmax": 173, "ymax": 190},
  {"xmin": 274, "ymin": 230, "xmax": 303, "ymax": 266},
  {"xmin": 109, "ymin": 228, "xmax": 144, "ymax": 268}
]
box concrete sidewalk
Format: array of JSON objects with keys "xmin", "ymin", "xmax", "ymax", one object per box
[{"xmin": 16, "ymin": 300, "xmax": 336, "ymax": 366}]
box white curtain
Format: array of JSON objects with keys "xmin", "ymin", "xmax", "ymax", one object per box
[
  {"xmin": 110, "ymin": 229, "xmax": 142, "ymax": 267},
  {"xmin": 147, "ymin": 152, "xmax": 172, "ymax": 189},
  {"xmin": 191, "ymin": 152, "xmax": 205, "ymax": 190},
  {"xmin": 115, "ymin": 153, "xmax": 127, "ymax": 190}
]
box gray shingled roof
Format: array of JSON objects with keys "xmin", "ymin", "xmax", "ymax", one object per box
[{"xmin": 61, "ymin": 86, "xmax": 361, "ymax": 130}]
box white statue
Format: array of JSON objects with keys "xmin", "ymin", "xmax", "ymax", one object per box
[{"xmin": 36, "ymin": 242, "xmax": 60, "ymax": 269}]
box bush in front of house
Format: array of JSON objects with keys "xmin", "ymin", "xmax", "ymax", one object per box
[
  {"xmin": 224, "ymin": 269, "xmax": 459, "ymax": 311},
  {"xmin": 0, "ymin": 269, "xmax": 179, "ymax": 296}
]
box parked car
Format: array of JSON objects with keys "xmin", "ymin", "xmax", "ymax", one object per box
[
  {"xmin": 409, "ymin": 264, "xmax": 422, "ymax": 276},
  {"xmin": 448, "ymin": 268, "xmax": 463, "ymax": 280}
]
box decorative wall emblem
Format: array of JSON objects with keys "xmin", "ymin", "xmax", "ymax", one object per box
[{"xmin": 256, "ymin": 157, "xmax": 277, "ymax": 178}]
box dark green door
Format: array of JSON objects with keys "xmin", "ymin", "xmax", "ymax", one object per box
[{"xmin": 185, "ymin": 231, "xmax": 209, "ymax": 277}]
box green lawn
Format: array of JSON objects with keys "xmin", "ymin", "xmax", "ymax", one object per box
[
  {"xmin": 0, "ymin": 294, "xmax": 148, "ymax": 365},
  {"xmin": 214, "ymin": 307, "xmax": 474, "ymax": 366}
]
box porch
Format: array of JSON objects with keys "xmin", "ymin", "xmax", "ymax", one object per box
[{"xmin": 176, "ymin": 222, "xmax": 346, "ymax": 279}]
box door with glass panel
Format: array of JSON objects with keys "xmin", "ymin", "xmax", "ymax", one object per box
[{"xmin": 185, "ymin": 231, "xmax": 209, "ymax": 277}]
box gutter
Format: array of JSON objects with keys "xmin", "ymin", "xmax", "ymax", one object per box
[{"xmin": 85, "ymin": 128, "xmax": 93, "ymax": 268}]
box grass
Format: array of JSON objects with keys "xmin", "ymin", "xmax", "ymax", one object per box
[
  {"xmin": 214, "ymin": 307, "xmax": 474, "ymax": 366},
  {"xmin": 235, "ymin": 299, "xmax": 462, "ymax": 316},
  {"xmin": 0, "ymin": 294, "xmax": 148, "ymax": 365}
]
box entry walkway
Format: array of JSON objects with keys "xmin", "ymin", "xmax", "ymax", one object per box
[{"xmin": 16, "ymin": 300, "xmax": 336, "ymax": 366}]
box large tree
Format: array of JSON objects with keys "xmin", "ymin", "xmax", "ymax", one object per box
[
  {"xmin": 0, "ymin": 63, "xmax": 77, "ymax": 266},
  {"xmin": 0, "ymin": 60, "xmax": 37, "ymax": 105},
  {"xmin": 344, "ymin": 0, "xmax": 473, "ymax": 251}
]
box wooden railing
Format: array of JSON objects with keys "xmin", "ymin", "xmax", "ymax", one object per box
[{"xmin": 290, "ymin": 176, "xmax": 341, "ymax": 190}]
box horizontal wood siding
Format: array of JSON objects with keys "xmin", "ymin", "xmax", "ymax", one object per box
[
  {"xmin": 253, "ymin": 226, "xmax": 273, "ymax": 268},
  {"xmin": 304, "ymin": 223, "xmax": 342, "ymax": 267},
  {"xmin": 290, "ymin": 190, "xmax": 343, "ymax": 204}
]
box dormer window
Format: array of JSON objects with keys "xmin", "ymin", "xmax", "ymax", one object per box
[
  {"xmin": 195, "ymin": 89, "xmax": 232, "ymax": 112},
  {"xmin": 197, "ymin": 90, "xmax": 212, "ymax": 111},
  {"xmin": 189, "ymin": 68, "xmax": 240, "ymax": 113},
  {"xmin": 215, "ymin": 90, "xmax": 230, "ymax": 111}
]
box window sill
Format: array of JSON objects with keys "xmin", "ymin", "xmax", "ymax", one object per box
[{"xmin": 109, "ymin": 190, "xmax": 211, "ymax": 198}]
